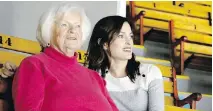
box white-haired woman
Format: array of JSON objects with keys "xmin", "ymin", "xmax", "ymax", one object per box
[{"xmin": 9, "ymin": 3, "xmax": 118, "ymax": 111}]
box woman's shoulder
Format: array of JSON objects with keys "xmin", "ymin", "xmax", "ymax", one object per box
[
  {"xmin": 87, "ymin": 69, "xmax": 102, "ymax": 79},
  {"xmin": 86, "ymin": 68, "xmax": 106, "ymax": 84},
  {"xmin": 138, "ymin": 63, "xmax": 163, "ymax": 81},
  {"xmin": 135, "ymin": 63, "xmax": 163, "ymax": 90},
  {"xmin": 20, "ymin": 53, "xmax": 45, "ymax": 67}
]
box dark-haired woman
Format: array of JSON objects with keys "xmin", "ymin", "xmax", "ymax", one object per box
[{"xmin": 86, "ymin": 15, "xmax": 164, "ymax": 111}]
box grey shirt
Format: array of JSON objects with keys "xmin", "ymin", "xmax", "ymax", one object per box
[{"xmin": 105, "ymin": 64, "xmax": 164, "ymax": 111}]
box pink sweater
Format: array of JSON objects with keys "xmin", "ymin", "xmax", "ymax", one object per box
[{"xmin": 12, "ymin": 47, "xmax": 118, "ymax": 111}]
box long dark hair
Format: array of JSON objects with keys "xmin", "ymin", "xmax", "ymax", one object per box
[{"xmin": 85, "ymin": 15, "xmax": 140, "ymax": 82}]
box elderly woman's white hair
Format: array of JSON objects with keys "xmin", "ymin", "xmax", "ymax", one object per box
[{"xmin": 36, "ymin": 3, "xmax": 92, "ymax": 47}]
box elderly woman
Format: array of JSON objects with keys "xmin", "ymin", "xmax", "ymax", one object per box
[{"xmin": 5, "ymin": 3, "xmax": 118, "ymax": 111}]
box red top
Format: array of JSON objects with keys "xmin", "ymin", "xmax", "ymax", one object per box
[{"xmin": 12, "ymin": 47, "xmax": 118, "ymax": 111}]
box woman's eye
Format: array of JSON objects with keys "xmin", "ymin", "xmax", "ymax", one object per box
[
  {"xmin": 60, "ymin": 23, "xmax": 68, "ymax": 27},
  {"xmin": 76, "ymin": 25, "xmax": 81, "ymax": 28},
  {"xmin": 118, "ymin": 35, "xmax": 124, "ymax": 38}
]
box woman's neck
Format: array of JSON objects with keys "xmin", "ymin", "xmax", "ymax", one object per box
[
  {"xmin": 52, "ymin": 45, "xmax": 75, "ymax": 57},
  {"xmin": 62, "ymin": 48, "xmax": 75, "ymax": 57},
  {"xmin": 109, "ymin": 58, "xmax": 128, "ymax": 78}
]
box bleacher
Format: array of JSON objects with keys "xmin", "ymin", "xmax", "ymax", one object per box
[{"xmin": 127, "ymin": 1, "xmax": 212, "ymax": 111}]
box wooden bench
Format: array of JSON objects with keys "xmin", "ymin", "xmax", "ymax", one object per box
[
  {"xmin": 134, "ymin": 7, "xmax": 211, "ymax": 32},
  {"xmin": 127, "ymin": 1, "xmax": 212, "ymax": 45},
  {"xmin": 192, "ymin": 1, "xmax": 212, "ymax": 6},
  {"xmin": 174, "ymin": 1, "xmax": 211, "ymax": 13},
  {"xmin": 127, "ymin": 1, "xmax": 212, "ymax": 74},
  {"xmin": 168, "ymin": 20, "xmax": 212, "ymax": 74},
  {"xmin": 139, "ymin": 27, "xmax": 212, "ymax": 56},
  {"xmin": 133, "ymin": 18, "xmax": 212, "ymax": 56},
  {"xmin": 127, "ymin": 1, "xmax": 212, "ymax": 21}
]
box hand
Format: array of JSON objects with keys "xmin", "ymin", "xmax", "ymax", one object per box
[{"xmin": 0, "ymin": 62, "xmax": 17, "ymax": 78}]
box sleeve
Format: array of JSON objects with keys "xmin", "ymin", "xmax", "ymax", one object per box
[
  {"xmin": 148, "ymin": 65, "xmax": 164, "ymax": 111},
  {"xmin": 12, "ymin": 57, "xmax": 45, "ymax": 111},
  {"xmin": 92, "ymin": 71, "xmax": 119, "ymax": 111}
]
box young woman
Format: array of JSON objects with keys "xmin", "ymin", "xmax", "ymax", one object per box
[{"xmin": 86, "ymin": 15, "xmax": 164, "ymax": 111}]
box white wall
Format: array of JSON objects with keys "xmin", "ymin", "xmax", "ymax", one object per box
[
  {"xmin": 0, "ymin": 1, "xmax": 118, "ymax": 50},
  {"xmin": 0, "ymin": 2, "xmax": 13, "ymax": 35}
]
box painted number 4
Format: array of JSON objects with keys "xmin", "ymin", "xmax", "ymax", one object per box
[{"xmin": 0, "ymin": 36, "xmax": 12, "ymax": 46}]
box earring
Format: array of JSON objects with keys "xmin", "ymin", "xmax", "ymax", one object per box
[
  {"xmin": 105, "ymin": 69, "xmax": 109, "ymax": 73},
  {"xmin": 47, "ymin": 43, "xmax": 50, "ymax": 47},
  {"xmin": 104, "ymin": 47, "xmax": 107, "ymax": 50}
]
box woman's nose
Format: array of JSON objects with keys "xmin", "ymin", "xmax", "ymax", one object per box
[
  {"xmin": 125, "ymin": 37, "xmax": 131, "ymax": 45},
  {"xmin": 68, "ymin": 27, "xmax": 76, "ymax": 34},
  {"xmin": 66, "ymin": 24, "xmax": 75, "ymax": 34},
  {"xmin": 68, "ymin": 29, "xmax": 74, "ymax": 34},
  {"xmin": 125, "ymin": 40, "xmax": 130, "ymax": 45}
]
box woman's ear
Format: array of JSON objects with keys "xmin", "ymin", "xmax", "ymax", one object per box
[{"xmin": 103, "ymin": 43, "xmax": 108, "ymax": 50}]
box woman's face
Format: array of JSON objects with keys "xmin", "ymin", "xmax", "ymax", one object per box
[
  {"xmin": 51, "ymin": 11, "xmax": 83, "ymax": 54},
  {"xmin": 106, "ymin": 22, "xmax": 134, "ymax": 60}
]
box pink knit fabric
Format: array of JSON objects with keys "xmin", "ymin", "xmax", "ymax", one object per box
[{"xmin": 12, "ymin": 47, "xmax": 118, "ymax": 111}]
